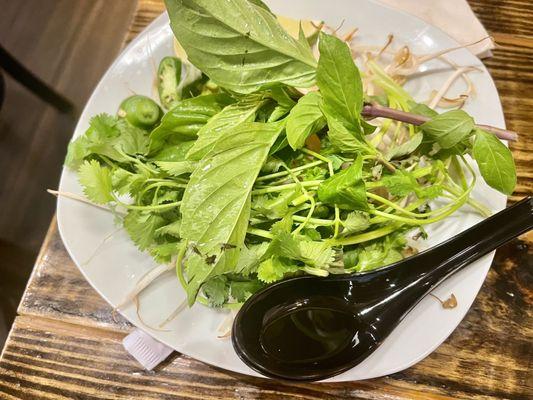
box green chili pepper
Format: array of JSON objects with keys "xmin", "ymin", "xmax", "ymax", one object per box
[
  {"xmin": 118, "ymin": 95, "xmax": 162, "ymax": 129},
  {"xmin": 157, "ymin": 56, "xmax": 182, "ymax": 109}
]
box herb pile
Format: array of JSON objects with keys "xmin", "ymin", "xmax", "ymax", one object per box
[{"xmin": 65, "ymin": 0, "xmax": 517, "ymax": 309}]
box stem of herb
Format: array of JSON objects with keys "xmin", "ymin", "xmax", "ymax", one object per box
[
  {"xmin": 252, "ymin": 180, "xmax": 322, "ymax": 195},
  {"xmin": 362, "ymin": 104, "xmax": 518, "ymax": 141},
  {"xmin": 246, "ymin": 227, "xmax": 273, "ymax": 239},
  {"xmin": 256, "ymin": 160, "xmax": 323, "ymax": 182}
]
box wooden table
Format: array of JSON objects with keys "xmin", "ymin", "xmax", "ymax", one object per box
[{"xmin": 1, "ymin": 1, "xmax": 531, "ymax": 398}]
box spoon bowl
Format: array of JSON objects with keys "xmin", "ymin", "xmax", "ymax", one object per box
[{"xmin": 232, "ymin": 197, "xmax": 533, "ymax": 381}]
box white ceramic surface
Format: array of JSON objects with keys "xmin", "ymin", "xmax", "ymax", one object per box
[{"xmin": 57, "ymin": 0, "xmax": 507, "ymax": 381}]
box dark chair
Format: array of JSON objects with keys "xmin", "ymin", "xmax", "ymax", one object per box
[{"xmin": 0, "ymin": 44, "xmax": 74, "ymax": 113}]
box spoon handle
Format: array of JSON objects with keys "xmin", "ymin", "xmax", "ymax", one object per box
[{"xmin": 421, "ymin": 196, "xmax": 532, "ymax": 286}]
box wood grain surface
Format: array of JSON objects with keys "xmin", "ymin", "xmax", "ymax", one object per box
[{"xmin": 1, "ymin": 0, "xmax": 532, "ymax": 399}]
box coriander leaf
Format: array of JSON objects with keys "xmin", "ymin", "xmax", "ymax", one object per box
[
  {"xmin": 317, "ymin": 32, "xmax": 363, "ymax": 131},
  {"xmin": 354, "ymin": 232, "xmax": 407, "ymax": 272},
  {"xmin": 380, "ymin": 169, "xmax": 442, "ymax": 199},
  {"xmin": 341, "ymin": 211, "xmax": 370, "ymax": 235},
  {"xmin": 257, "ymin": 256, "xmax": 298, "ymax": 283},
  {"xmin": 66, "ymin": 114, "xmax": 126, "ymax": 168},
  {"xmin": 149, "ymin": 94, "xmax": 232, "ymax": 152},
  {"xmin": 155, "ymin": 161, "xmax": 196, "ymax": 177},
  {"xmin": 235, "ymin": 242, "xmax": 270, "ymax": 275},
  {"xmin": 186, "ymin": 95, "xmax": 264, "ymax": 161},
  {"xmin": 202, "ymin": 275, "xmax": 229, "ymax": 307},
  {"xmin": 78, "ymin": 160, "xmax": 114, "ymax": 204},
  {"xmin": 298, "ymin": 241, "xmax": 335, "ymax": 268},
  {"xmin": 124, "ymin": 211, "xmax": 166, "ymax": 251},
  {"xmin": 229, "ymin": 279, "xmax": 264, "ymax": 302},
  {"xmin": 387, "ymin": 131, "xmax": 423, "ymax": 160},
  {"xmin": 421, "ymin": 109, "xmax": 475, "ymax": 149},
  {"xmin": 286, "ymin": 92, "xmax": 326, "ymax": 150},
  {"xmin": 165, "ymin": 0, "xmax": 316, "ymax": 94},
  {"xmin": 318, "ymin": 155, "xmax": 368, "ymax": 210},
  {"xmin": 472, "ymin": 128, "xmax": 516, "ymax": 195},
  {"xmin": 180, "ymin": 121, "xmax": 283, "ymax": 303},
  {"xmin": 155, "ymin": 219, "xmax": 182, "ymax": 238},
  {"xmin": 114, "ymin": 119, "xmax": 150, "ymax": 156},
  {"xmin": 149, "ymin": 242, "xmax": 180, "ymax": 263},
  {"xmin": 268, "ymin": 231, "xmax": 334, "ymax": 268}
]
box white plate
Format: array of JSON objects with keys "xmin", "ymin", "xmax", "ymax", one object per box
[{"xmin": 57, "ymin": 0, "xmax": 506, "ymax": 381}]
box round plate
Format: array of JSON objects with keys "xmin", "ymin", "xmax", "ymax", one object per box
[{"xmin": 57, "ymin": 0, "xmax": 506, "ymax": 381}]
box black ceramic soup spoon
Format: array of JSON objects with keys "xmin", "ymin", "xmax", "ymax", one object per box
[{"xmin": 232, "ymin": 197, "xmax": 533, "ymax": 381}]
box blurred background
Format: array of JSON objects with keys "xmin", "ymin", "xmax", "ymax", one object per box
[{"xmin": 0, "ymin": 0, "xmax": 139, "ymax": 346}]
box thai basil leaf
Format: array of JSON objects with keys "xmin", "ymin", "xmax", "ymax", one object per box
[
  {"xmin": 149, "ymin": 94, "xmax": 232, "ymax": 152},
  {"xmin": 165, "ymin": 0, "xmax": 317, "ymax": 94},
  {"xmin": 387, "ymin": 131, "xmax": 423, "ymax": 160},
  {"xmin": 286, "ymin": 92, "xmax": 326, "ymax": 150},
  {"xmin": 317, "ymin": 32, "xmax": 364, "ymax": 131},
  {"xmin": 325, "ymin": 114, "xmax": 370, "ymax": 154},
  {"xmin": 317, "ymin": 155, "xmax": 368, "ymax": 210},
  {"xmin": 472, "ymin": 128, "xmax": 516, "ymax": 195},
  {"xmin": 270, "ymin": 87, "xmax": 297, "ymax": 109},
  {"xmin": 408, "ymin": 101, "xmax": 438, "ymax": 118},
  {"xmin": 421, "ymin": 109, "xmax": 475, "ymax": 149},
  {"xmin": 149, "ymin": 141, "xmax": 195, "ymax": 162},
  {"xmin": 179, "ymin": 121, "xmax": 283, "ymax": 303},
  {"xmin": 186, "ymin": 95, "xmax": 265, "ymax": 161}
]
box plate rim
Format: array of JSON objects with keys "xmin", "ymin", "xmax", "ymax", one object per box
[{"xmin": 56, "ymin": 0, "xmax": 506, "ymax": 382}]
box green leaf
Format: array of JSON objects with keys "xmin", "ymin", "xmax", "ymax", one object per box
[
  {"xmin": 472, "ymin": 129, "xmax": 516, "ymax": 195},
  {"xmin": 257, "ymin": 256, "xmax": 298, "ymax": 283},
  {"xmin": 186, "ymin": 96, "xmax": 264, "ymax": 161},
  {"xmin": 326, "ymin": 115, "xmax": 370, "ymax": 153},
  {"xmin": 252, "ymin": 189, "xmax": 299, "ymax": 219},
  {"xmin": 354, "ymin": 232, "xmax": 407, "ymax": 272},
  {"xmin": 381, "ymin": 169, "xmax": 442, "ymax": 199},
  {"xmin": 341, "ymin": 211, "xmax": 370, "ymax": 235},
  {"xmin": 114, "ymin": 119, "xmax": 150, "ymax": 156},
  {"xmin": 66, "ymin": 114, "xmax": 127, "ymax": 168},
  {"xmin": 270, "ymin": 87, "xmax": 297, "ymax": 109},
  {"xmin": 155, "ymin": 219, "xmax": 182, "ymax": 238},
  {"xmin": 202, "ymin": 275, "xmax": 229, "ymax": 307},
  {"xmin": 149, "ymin": 242, "xmax": 180, "ymax": 263},
  {"xmin": 155, "ymin": 161, "xmax": 196, "ymax": 177},
  {"xmin": 268, "ymin": 231, "xmax": 334, "ymax": 268},
  {"xmin": 180, "ymin": 121, "xmax": 283, "ymax": 303},
  {"xmin": 78, "ymin": 160, "xmax": 114, "ymax": 204},
  {"xmin": 149, "ymin": 94, "xmax": 232, "ymax": 152},
  {"xmin": 229, "ymin": 279, "xmax": 264, "ymax": 302},
  {"xmin": 235, "ymin": 242, "xmax": 270, "ymax": 275},
  {"xmin": 124, "ymin": 211, "xmax": 166, "ymax": 251},
  {"xmin": 387, "ymin": 132, "xmax": 423, "ymax": 160},
  {"xmin": 165, "ymin": 0, "xmax": 316, "ymax": 94},
  {"xmin": 150, "ymin": 141, "xmax": 195, "ymax": 162},
  {"xmin": 286, "ymin": 92, "xmax": 326, "ymax": 150},
  {"xmin": 317, "ymin": 32, "xmax": 363, "ymax": 130},
  {"xmin": 317, "ymin": 155, "xmax": 368, "ymax": 210},
  {"xmin": 408, "ymin": 101, "xmax": 438, "ymax": 118},
  {"xmin": 421, "ymin": 109, "xmax": 475, "ymax": 149}
]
